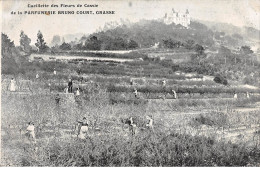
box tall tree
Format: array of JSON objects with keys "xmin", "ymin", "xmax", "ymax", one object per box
[
  {"xmin": 219, "ymin": 46, "xmax": 232, "ymax": 64},
  {"xmin": 20, "ymin": 30, "xmax": 32, "ymax": 53},
  {"xmin": 59, "ymin": 42, "xmax": 71, "ymax": 50},
  {"xmin": 35, "ymin": 30, "xmax": 48, "ymax": 53},
  {"xmin": 194, "ymin": 44, "xmax": 205, "ymax": 55},
  {"xmin": 1, "ymin": 33, "xmax": 20, "ymax": 74},
  {"xmin": 128, "ymin": 39, "xmax": 139, "ymax": 49},
  {"xmin": 85, "ymin": 36, "xmax": 101, "ymax": 50},
  {"xmin": 1, "ymin": 33, "xmax": 15, "ymax": 57},
  {"xmin": 185, "ymin": 39, "xmax": 195, "ymax": 50},
  {"xmin": 240, "ymin": 45, "xmax": 253, "ymax": 66}
]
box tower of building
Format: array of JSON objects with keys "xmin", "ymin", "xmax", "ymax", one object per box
[{"xmin": 163, "ymin": 8, "xmax": 190, "ymax": 28}]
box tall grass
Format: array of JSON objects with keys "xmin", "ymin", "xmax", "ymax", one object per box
[
  {"xmin": 2, "ymin": 85, "xmax": 260, "ymax": 166},
  {"xmin": 13, "ymin": 131, "xmax": 260, "ymax": 166}
]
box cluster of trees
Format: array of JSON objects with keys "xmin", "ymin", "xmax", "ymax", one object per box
[
  {"xmin": 2, "ymin": 33, "xmax": 15, "ymax": 58},
  {"xmin": 51, "ymin": 20, "xmax": 217, "ymax": 51},
  {"xmin": 1, "ymin": 33, "xmax": 20, "ymax": 74},
  {"xmin": 1, "ymin": 31, "xmax": 50, "ymax": 74},
  {"xmin": 75, "ymin": 35, "xmax": 139, "ymax": 51},
  {"xmin": 20, "ymin": 31, "xmax": 32, "ymax": 53},
  {"xmin": 69, "ymin": 20, "xmax": 243, "ymax": 51},
  {"xmin": 35, "ymin": 31, "xmax": 49, "ymax": 53},
  {"xmin": 159, "ymin": 38, "xmax": 205, "ymax": 55},
  {"xmin": 153, "ymin": 41, "xmax": 258, "ymax": 85},
  {"xmin": 50, "ymin": 35, "xmax": 139, "ymax": 51},
  {"xmin": 3, "ymin": 19, "xmax": 255, "ymax": 54},
  {"xmin": 2, "ymin": 18, "xmax": 259, "ymax": 86},
  {"xmin": 161, "ymin": 39, "xmax": 182, "ymax": 49},
  {"xmin": 3, "ymin": 20, "xmax": 251, "ymax": 54}
]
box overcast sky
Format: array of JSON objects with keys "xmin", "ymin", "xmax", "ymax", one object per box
[{"xmin": 2, "ymin": 0, "xmax": 260, "ymax": 46}]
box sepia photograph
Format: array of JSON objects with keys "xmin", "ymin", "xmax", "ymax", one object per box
[{"xmin": 1, "ymin": 0, "xmax": 260, "ymax": 167}]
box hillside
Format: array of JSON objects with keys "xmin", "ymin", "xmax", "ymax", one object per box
[
  {"xmin": 70, "ymin": 19, "xmax": 252, "ymax": 51},
  {"xmin": 197, "ymin": 20, "xmax": 260, "ymax": 45},
  {"xmin": 2, "ymin": 18, "xmax": 260, "ymax": 86}
]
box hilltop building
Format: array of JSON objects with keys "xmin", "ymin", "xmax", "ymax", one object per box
[{"xmin": 163, "ymin": 8, "xmax": 190, "ymax": 28}]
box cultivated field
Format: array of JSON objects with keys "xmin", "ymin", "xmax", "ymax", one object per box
[{"xmin": 1, "ymin": 64, "xmax": 260, "ymax": 166}]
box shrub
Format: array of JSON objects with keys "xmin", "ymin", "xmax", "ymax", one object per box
[
  {"xmin": 192, "ymin": 112, "xmax": 228, "ymax": 127},
  {"xmin": 214, "ymin": 75, "xmax": 228, "ymax": 85}
]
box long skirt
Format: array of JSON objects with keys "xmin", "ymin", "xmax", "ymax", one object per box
[{"xmin": 10, "ymin": 83, "xmax": 16, "ymax": 91}]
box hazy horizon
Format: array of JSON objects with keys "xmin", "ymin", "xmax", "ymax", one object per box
[{"xmin": 2, "ymin": 0, "xmax": 260, "ymax": 46}]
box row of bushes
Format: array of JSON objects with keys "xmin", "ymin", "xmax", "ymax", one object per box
[
  {"xmin": 109, "ymin": 92, "xmax": 260, "ymax": 107},
  {"xmin": 107, "ymin": 84, "xmax": 260, "ymax": 94},
  {"xmin": 52, "ymin": 51, "xmax": 148, "ymax": 60},
  {"xmin": 36, "ymin": 80, "xmax": 260, "ymax": 96}
]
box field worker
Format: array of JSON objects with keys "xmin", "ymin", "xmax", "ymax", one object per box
[
  {"xmin": 134, "ymin": 89, "xmax": 138, "ymax": 98},
  {"xmin": 77, "ymin": 117, "xmax": 89, "ymax": 139},
  {"xmin": 80, "ymin": 76, "xmax": 84, "ymax": 83},
  {"xmin": 9, "ymin": 78, "xmax": 16, "ymax": 92},
  {"xmin": 76, "ymin": 88, "xmax": 80, "ymax": 96},
  {"xmin": 55, "ymin": 93, "xmax": 61, "ymax": 106},
  {"xmin": 48, "ymin": 83, "xmax": 52, "ymax": 92},
  {"xmin": 130, "ymin": 78, "xmax": 134, "ymax": 85},
  {"xmin": 26, "ymin": 122, "xmax": 36, "ymax": 143},
  {"xmin": 172, "ymin": 89, "xmax": 177, "ymax": 99},
  {"xmin": 234, "ymin": 93, "xmax": 238, "ymax": 99},
  {"xmin": 77, "ymin": 68, "xmax": 81, "ymax": 75},
  {"xmin": 68, "ymin": 79, "xmax": 73, "ymax": 93},
  {"xmin": 162, "ymin": 80, "xmax": 166, "ymax": 87},
  {"xmin": 246, "ymin": 92, "xmax": 250, "ymax": 99},
  {"xmin": 53, "ymin": 68, "xmax": 57, "ymax": 75},
  {"xmin": 146, "ymin": 116, "xmax": 154, "ymax": 130},
  {"xmin": 36, "ymin": 73, "xmax": 39, "ymax": 79},
  {"xmin": 129, "ymin": 117, "xmax": 137, "ymax": 135},
  {"xmin": 64, "ymin": 87, "xmax": 69, "ymax": 93}
]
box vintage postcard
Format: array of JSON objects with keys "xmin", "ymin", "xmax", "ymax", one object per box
[{"xmin": 1, "ymin": 0, "xmax": 260, "ymax": 167}]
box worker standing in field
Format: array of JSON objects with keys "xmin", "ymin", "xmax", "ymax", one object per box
[
  {"xmin": 53, "ymin": 68, "xmax": 57, "ymax": 75},
  {"xmin": 146, "ymin": 115, "xmax": 154, "ymax": 131},
  {"xmin": 76, "ymin": 88, "xmax": 80, "ymax": 96},
  {"xmin": 9, "ymin": 78, "xmax": 16, "ymax": 92},
  {"xmin": 26, "ymin": 122, "xmax": 36, "ymax": 143},
  {"xmin": 134, "ymin": 89, "xmax": 138, "ymax": 98},
  {"xmin": 234, "ymin": 93, "xmax": 238, "ymax": 99},
  {"xmin": 162, "ymin": 80, "xmax": 166, "ymax": 87},
  {"xmin": 75, "ymin": 88, "xmax": 82, "ymax": 107},
  {"xmin": 55, "ymin": 93, "xmax": 61, "ymax": 106},
  {"xmin": 128, "ymin": 117, "xmax": 137, "ymax": 136},
  {"xmin": 172, "ymin": 89, "xmax": 177, "ymax": 99},
  {"xmin": 36, "ymin": 73, "xmax": 39, "ymax": 79},
  {"xmin": 246, "ymin": 92, "xmax": 250, "ymax": 99},
  {"xmin": 68, "ymin": 78, "xmax": 73, "ymax": 93},
  {"xmin": 48, "ymin": 83, "xmax": 52, "ymax": 93},
  {"xmin": 130, "ymin": 78, "xmax": 134, "ymax": 85},
  {"xmin": 77, "ymin": 117, "xmax": 89, "ymax": 139}
]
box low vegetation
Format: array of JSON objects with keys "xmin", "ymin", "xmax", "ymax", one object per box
[{"xmin": 2, "ymin": 92, "xmax": 260, "ymax": 166}]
